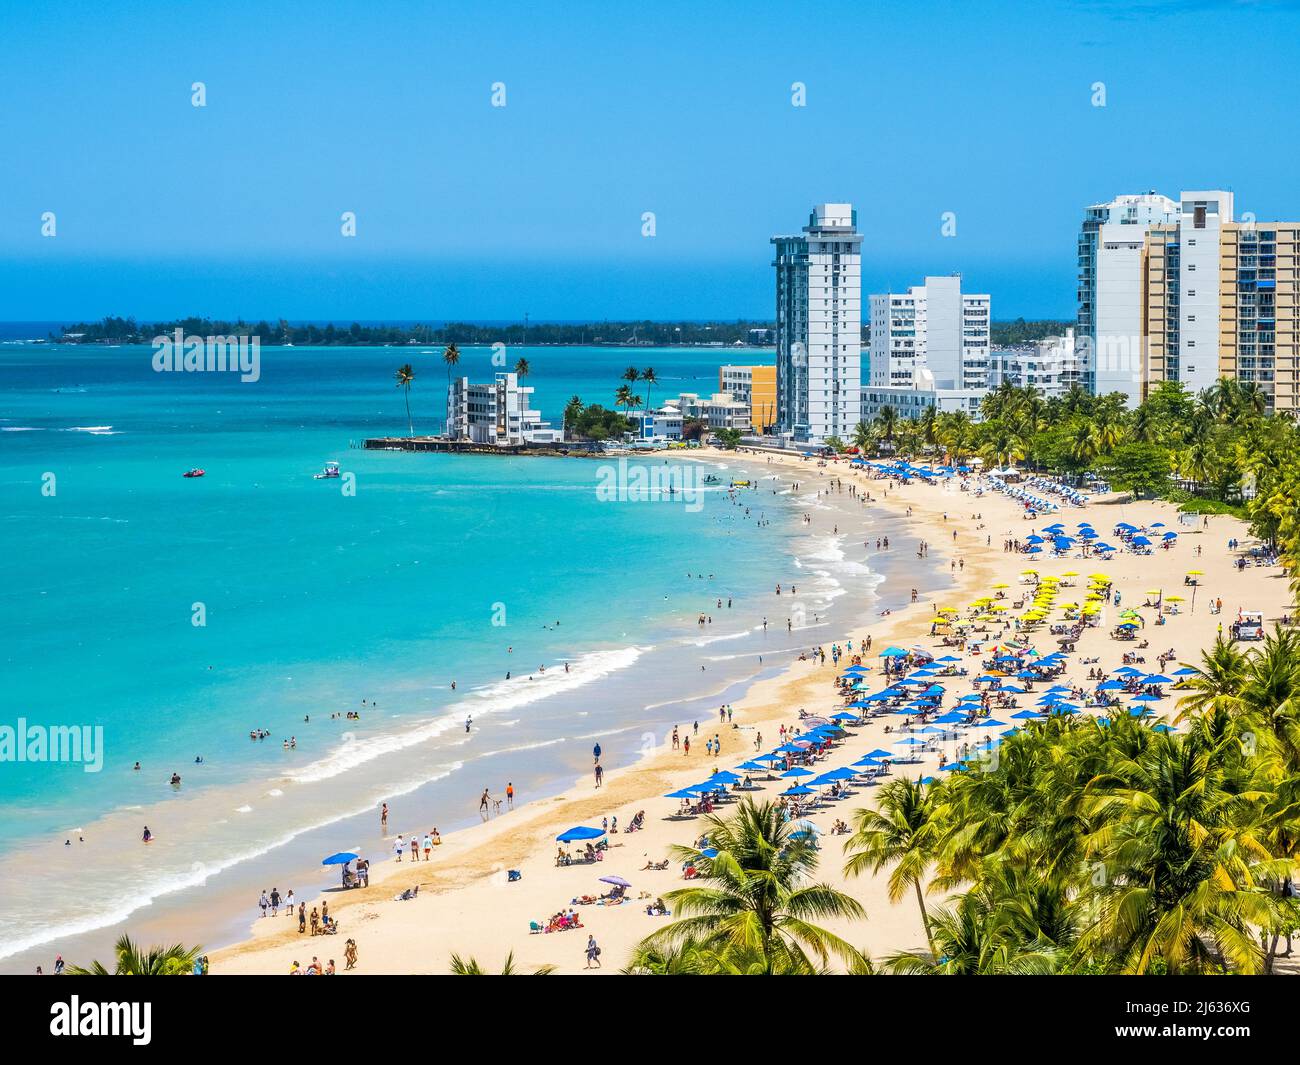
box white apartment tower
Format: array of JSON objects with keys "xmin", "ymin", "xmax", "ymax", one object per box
[
  {"xmin": 868, "ymin": 275, "xmax": 990, "ymax": 390},
  {"xmin": 773, "ymin": 203, "xmax": 863, "ymax": 444},
  {"xmin": 1076, "ymin": 192, "xmax": 1179, "ymax": 403}
]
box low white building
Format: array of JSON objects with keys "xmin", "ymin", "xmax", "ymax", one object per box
[
  {"xmin": 988, "ymin": 329, "xmax": 1082, "ymax": 398},
  {"xmin": 625, "ymin": 406, "xmax": 684, "ymax": 443},
  {"xmin": 446, "ymin": 372, "xmax": 561, "ymax": 445},
  {"xmin": 861, "ymin": 383, "xmax": 985, "ymax": 423},
  {"xmin": 673, "ymin": 392, "xmax": 752, "ymax": 431}
]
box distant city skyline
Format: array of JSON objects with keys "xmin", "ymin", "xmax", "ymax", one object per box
[{"xmin": 5, "ymin": 0, "xmax": 1300, "ymax": 320}]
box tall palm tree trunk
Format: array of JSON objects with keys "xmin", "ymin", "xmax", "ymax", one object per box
[{"xmin": 915, "ymin": 879, "xmax": 937, "ymax": 959}]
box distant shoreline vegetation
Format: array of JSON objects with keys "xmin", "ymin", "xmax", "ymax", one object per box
[
  {"xmin": 51, "ymin": 318, "xmax": 776, "ymax": 347},
  {"xmin": 48, "ymin": 316, "xmax": 1072, "ymax": 347}
]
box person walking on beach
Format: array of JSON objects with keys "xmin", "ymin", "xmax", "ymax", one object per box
[
  {"xmin": 298, "ymin": 902, "xmax": 306, "ymax": 933},
  {"xmin": 479, "ymin": 789, "xmax": 491, "ymax": 820},
  {"xmin": 593, "ymin": 742, "xmax": 602, "ymax": 763},
  {"xmin": 259, "ymin": 890, "xmax": 269, "ymax": 918},
  {"xmin": 671, "ymin": 727, "xmax": 679, "ymax": 750},
  {"xmin": 380, "ymin": 803, "xmax": 388, "ymax": 833},
  {"xmin": 270, "ymin": 887, "xmax": 281, "ymax": 916},
  {"xmin": 683, "ymin": 736, "xmax": 690, "ymax": 756},
  {"xmin": 585, "ymin": 934, "xmax": 601, "ymax": 969},
  {"xmin": 394, "ymin": 833, "xmax": 405, "ymax": 861},
  {"xmin": 594, "ymin": 763, "xmax": 604, "ymax": 788},
  {"xmin": 506, "ymin": 781, "xmax": 514, "ymax": 809}
]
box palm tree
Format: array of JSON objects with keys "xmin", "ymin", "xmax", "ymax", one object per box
[
  {"xmin": 614, "ymin": 384, "xmax": 634, "ymax": 413},
  {"xmin": 442, "ymin": 343, "xmax": 460, "ymax": 390},
  {"xmin": 642, "ymin": 367, "xmax": 657, "ymax": 412},
  {"xmin": 394, "ymin": 363, "xmax": 415, "ymax": 437},
  {"xmin": 66, "ymin": 934, "xmax": 201, "ymax": 975},
  {"xmin": 562, "ymin": 395, "xmax": 584, "ymax": 441},
  {"xmin": 514, "ymin": 357, "xmax": 530, "ymax": 381},
  {"xmin": 449, "ymin": 951, "xmax": 555, "ymax": 975},
  {"xmin": 636, "ymin": 798, "xmax": 867, "ymax": 973},
  {"xmin": 1176, "ymin": 636, "xmax": 1248, "ymax": 721},
  {"xmin": 844, "ymin": 777, "xmax": 940, "ymax": 958},
  {"xmin": 875, "ymin": 406, "xmax": 898, "ymax": 450},
  {"xmin": 1078, "ymin": 731, "xmax": 1282, "ymax": 974},
  {"xmin": 852, "ymin": 420, "xmax": 872, "ymax": 452},
  {"xmin": 883, "ymin": 890, "xmax": 1059, "ymax": 975}
]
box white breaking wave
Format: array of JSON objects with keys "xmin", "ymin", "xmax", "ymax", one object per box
[
  {"xmin": 284, "ymin": 645, "xmax": 644, "ymax": 785},
  {"xmin": 0, "ymin": 763, "xmax": 462, "ymax": 963}
]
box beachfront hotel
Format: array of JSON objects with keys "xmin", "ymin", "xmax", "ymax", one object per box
[
  {"xmin": 860, "ymin": 275, "xmax": 991, "ymax": 421},
  {"xmin": 446, "ymin": 371, "xmax": 562, "ymax": 445},
  {"xmin": 719, "ymin": 364, "xmax": 777, "ymax": 433},
  {"xmin": 772, "ymin": 203, "xmax": 863, "ymax": 444},
  {"xmin": 1076, "ymin": 191, "xmax": 1179, "ymax": 403},
  {"xmin": 1077, "ymin": 189, "xmax": 1300, "ymax": 413}
]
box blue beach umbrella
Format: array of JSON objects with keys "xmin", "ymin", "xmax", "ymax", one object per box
[
  {"xmin": 1011, "ymin": 710, "xmax": 1044, "ymax": 719},
  {"xmin": 664, "ymin": 787, "xmax": 701, "ymax": 799},
  {"xmin": 781, "ymin": 767, "xmax": 813, "ymax": 777},
  {"xmin": 557, "ymin": 826, "xmax": 606, "ymax": 843},
  {"xmin": 322, "ymin": 851, "xmax": 359, "ymax": 866},
  {"xmin": 783, "ymin": 785, "xmax": 814, "ymax": 796}
]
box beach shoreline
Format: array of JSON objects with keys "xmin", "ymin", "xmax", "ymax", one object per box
[{"xmin": 1, "ymin": 449, "xmax": 920, "ymax": 974}]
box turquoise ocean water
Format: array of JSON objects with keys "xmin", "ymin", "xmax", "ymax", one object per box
[{"xmin": 0, "ymin": 341, "xmax": 907, "ymax": 968}]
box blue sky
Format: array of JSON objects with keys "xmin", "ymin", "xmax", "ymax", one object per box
[{"xmin": 3, "ymin": 0, "xmax": 1300, "ymax": 322}]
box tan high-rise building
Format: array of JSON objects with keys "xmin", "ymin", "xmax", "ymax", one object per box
[
  {"xmin": 1086, "ymin": 189, "xmax": 1300, "ymax": 413},
  {"xmin": 719, "ymin": 364, "xmax": 777, "ymax": 433}
]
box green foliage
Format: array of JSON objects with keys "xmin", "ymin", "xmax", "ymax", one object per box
[
  {"xmin": 568, "ymin": 404, "xmax": 630, "ymax": 441},
  {"xmin": 55, "ymin": 317, "xmax": 776, "ymax": 348}
]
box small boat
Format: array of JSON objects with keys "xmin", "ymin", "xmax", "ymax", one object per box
[
  {"xmin": 730, "ymin": 479, "xmax": 751, "ymax": 488},
  {"xmin": 183, "ymin": 468, "xmax": 205, "ymax": 478},
  {"xmin": 314, "ymin": 461, "xmax": 341, "ymax": 479},
  {"xmin": 703, "ymin": 475, "xmax": 720, "ymax": 485}
]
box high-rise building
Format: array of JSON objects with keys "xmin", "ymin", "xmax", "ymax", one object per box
[
  {"xmin": 719, "ymin": 364, "xmax": 777, "ymax": 433},
  {"xmin": 772, "ymin": 204, "xmax": 862, "ymax": 444},
  {"xmin": 1076, "ymin": 192, "xmax": 1179, "ymax": 403},
  {"xmin": 868, "ymin": 275, "xmax": 989, "ymax": 390},
  {"xmin": 861, "ymin": 275, "xmax": 990, "ymax": 421},
  {"xmin": 1083, "ymin": 189, "xmax": 1300, "ymax": 413}
]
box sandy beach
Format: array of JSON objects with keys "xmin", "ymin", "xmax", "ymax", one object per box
[{"xmin": 211, "ymin": 450, "xmax": 1293, "ymax": 975}]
